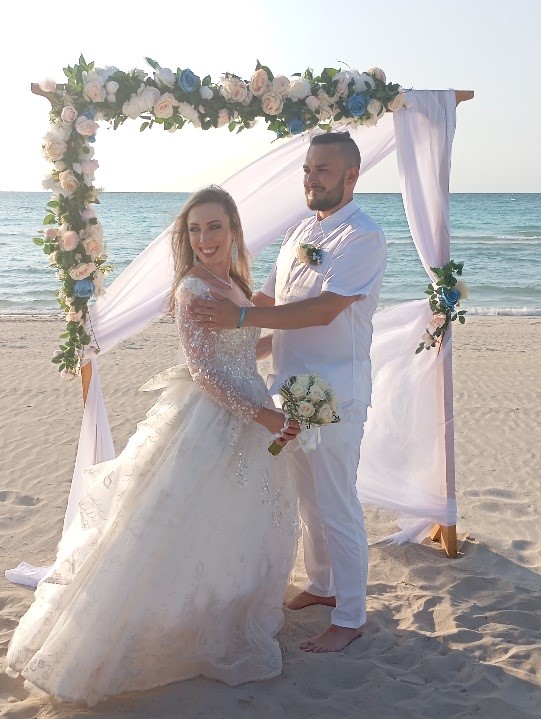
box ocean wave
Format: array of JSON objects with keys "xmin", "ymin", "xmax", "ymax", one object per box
[{"xmin": 467, "ymin": 306, "xmax": 541, "ymax": 316}]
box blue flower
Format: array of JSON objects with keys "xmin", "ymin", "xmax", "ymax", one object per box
[
  {"xmin": 441, "ymin": 287, "xmax": 461, "ymax": 308},
  {"xmin": 84, "ymin": 107, "xmax": 97, "ymax": 119},
  {"xmin": 286, "ymin": 117, "xmax": 306, "ymax": 135},
  {"xmin": 74, "ymin": 278, "xmax": 94, "ymax": 298},
  {"xmin": 178, "ymin": 68, "xmax": 199, "ymax": 93},
  {"xmin": 88, "ymin": 135, "xmax": 96, "ymax": 143},
  {"xmin": 346, "ymin": 93, "xmax": 369, "ymax": 117}
]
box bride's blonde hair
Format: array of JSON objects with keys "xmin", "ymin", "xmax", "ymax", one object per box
[{"xmin": 168, "ymin": 186, "xmax": 252, "ymax": 313}]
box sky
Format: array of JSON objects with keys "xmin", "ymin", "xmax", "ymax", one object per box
[{"xmin": 1, "ymin": 0, "xmax": 539, "ymax": 193}]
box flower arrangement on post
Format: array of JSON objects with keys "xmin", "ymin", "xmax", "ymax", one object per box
[
  {"xmin": 415, "ymin": 261, "xmax": 468, "ymax": 354},
  {"xmin": 35, "ymin": 56, "xmax": 404, "ymax": 377}
]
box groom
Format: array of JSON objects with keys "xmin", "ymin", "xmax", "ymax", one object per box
[{"xmin": 192, "ymin": 131, "xmax": 387, "ymax": 652}]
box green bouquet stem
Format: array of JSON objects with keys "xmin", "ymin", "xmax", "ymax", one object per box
[{"xmin": 268, "ymin": 440, "xmax": 284, "ymax": 456}]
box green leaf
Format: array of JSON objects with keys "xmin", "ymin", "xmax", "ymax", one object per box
[
  {"xmin": 43, "ymin": 214, "xmax": 56, "ymax": 225},
  {"xmin": 139, "ymin": 121, "xmax": 150, "ymax": 132},
  {"xmin": 144, "ymin": 57, "xmax": 159, "ymax": 70},
  {"xmin": 33, "ymin": 237, "xmax": 45, "ymax": 246},
  {"xmin": 458, "ymin": 316, "xmax": 465, "ymax": 324}
]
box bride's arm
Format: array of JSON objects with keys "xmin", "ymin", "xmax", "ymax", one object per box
[{"xmin": 176, "ymin": 285, "xmax": 294, "ymax": 438}]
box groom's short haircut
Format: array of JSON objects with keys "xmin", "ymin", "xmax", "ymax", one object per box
[{"xmin": 309, "ymin": 131, "xmax": 361, "ymax": 169}]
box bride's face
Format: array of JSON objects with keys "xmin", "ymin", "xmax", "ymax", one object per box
[{"xmin": 188, "ymin": 202, "xmax": 234, "ymax": 272}]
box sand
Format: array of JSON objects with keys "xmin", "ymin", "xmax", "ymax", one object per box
[{"xmin": 0, "ymin": 316, "xmax": 540, "ymax": 718}]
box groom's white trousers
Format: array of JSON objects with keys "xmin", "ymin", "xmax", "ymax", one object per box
[{"xmin": 287, "ymin": 401, "xmax": 368, "ymax": 628}]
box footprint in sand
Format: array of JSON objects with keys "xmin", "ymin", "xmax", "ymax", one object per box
[{"xmin": 0, "ymin": 491, "xmax": 40, "ymax": 506}]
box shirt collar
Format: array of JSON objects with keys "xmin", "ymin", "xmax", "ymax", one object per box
[{"xmin": 314, "ymin": 199, "xmax": 359, "ymax": 236}]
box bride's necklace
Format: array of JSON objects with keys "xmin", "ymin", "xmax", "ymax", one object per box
[{"xmin": 194, "ymin": 259, "xmax": 233, "ymax": 289}]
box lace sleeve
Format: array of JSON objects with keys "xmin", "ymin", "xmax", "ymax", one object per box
[{"xmin": 175, "ymin": 278, "xmax": 260, "ymax": 423}]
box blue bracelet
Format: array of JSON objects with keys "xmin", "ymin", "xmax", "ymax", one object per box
[{"xmin": 237, "ymin": 306, "xmax": 247, "ymax": 328}]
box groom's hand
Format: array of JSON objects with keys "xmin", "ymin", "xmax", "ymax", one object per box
[{"xmin": 191, "ymin": 292, "xmax": 242, "ymax": 329}]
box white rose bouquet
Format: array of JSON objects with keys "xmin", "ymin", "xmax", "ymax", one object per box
[{"xmin": 268, "ymin": 373, "xmax": 340, "ymax": 456}]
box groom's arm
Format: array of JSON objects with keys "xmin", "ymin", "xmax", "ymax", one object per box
[{"xmin": 192, "ymin": 290, "xmax": 360, "ymax": 330}]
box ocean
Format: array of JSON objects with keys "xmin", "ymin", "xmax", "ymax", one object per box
[{"xmin": 0, "ymin": 192, "xmax": 539, "ymax": 315}]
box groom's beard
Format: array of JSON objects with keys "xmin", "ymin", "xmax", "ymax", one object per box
[{"xmin": 305, "ymin": 175, "xmax": 345, "ymax": 212}]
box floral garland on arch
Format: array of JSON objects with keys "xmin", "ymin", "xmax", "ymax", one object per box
[
  {"xmin": 35, "ymin": 56, "xmax": 406, "ymax": 377},
  {"xmin": 415, "ymin": 261, "xmax": 468, "ymax": 354}
]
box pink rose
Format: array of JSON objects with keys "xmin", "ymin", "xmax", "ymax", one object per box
[
  {"xmin": 83, "ymin": 236, "xmax": 104, "ymax": 259},
  {"xmin": 272, "ymin": 75, "xmax": 290, "ymax": 97},
  {"xmin": 59, "ymin": 230, "xmax": 80, "ymax": 251},
  {"xmin": 154, "ymin": 92, "xmax": 178, "ymax": 119},
  {"xmin": 66, "ymin": 309, "xmax": 83, "ymax": 322},
  {"xmin": 305, "ymin": 96, "xmax": 320, "ymax": 111},
  {"xmin": 250, "ymin": 68, "xmax": 270, "ymax": 96},
  {"xmin": 43, "ymin": 139, "xmax": 67, "ymax": 162},
  {"xmin": 59, "ymin": 170, "xmax": 80, "ymax": 193},
  {"xmin": 367, "ymin": 67, "xmax": 386, "ymax": 83},
  {"xmin": 388, "ymin": 92, "xmax": 406, "ymax": 112},
  {"xmin": 61, "ymin": 105, "xmax": 77, "ymax": 123},
  {"xmin": 75, "ymin": 116, "xmax": 99, "ymax": 137},
  {"xmin": 39, "ymin": 78, "xmax": 56, "ymax": 93},
  {"xmin": 69, "ymin": 262, "xmax": 96, "ymax": 280},
  {"xmin": 83, "ymin": 79, "xmax": 106, "ymax": 103},
  {"xmin": 45, "ymin": 228, "xmax": 57, "ymax": 239},
  {"xmin": 422, "ymin": 331, "xmax": 436, "ymax": 348},
  {"xmin": 261, "ymin": 90, "xmax": 283, "ymax": 115},
  {"xmin": 217, "ymin": 109, "xmax": 230, "ymax": 127},
  {"xmin": 428, "ymin": 313, "xmax": 447, "ymax": 329},
  {"xmin": 80, "ymin": 207, "xmax": 96, "ymax": 221}
]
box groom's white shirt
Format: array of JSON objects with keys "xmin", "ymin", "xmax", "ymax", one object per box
[{"xmin": 261, "ymin": 199, "xmax": 387, "ymax": 407}]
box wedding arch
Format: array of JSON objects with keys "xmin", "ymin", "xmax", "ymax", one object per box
[{"xmin": 7, "ymin": 59, "xmax": 474, "ymax": 586}]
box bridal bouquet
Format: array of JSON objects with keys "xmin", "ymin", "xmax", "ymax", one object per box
[{"xmin": 268, "ymin": 373, "xmax": 340, "ymax": 456}]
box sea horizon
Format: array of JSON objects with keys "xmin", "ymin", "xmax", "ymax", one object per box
[{"xmin": 1, "ymin": 191, "xmax": 540, "ymax": 317}]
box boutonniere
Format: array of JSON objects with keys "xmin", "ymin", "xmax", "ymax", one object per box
[{"xmin": 296, "ymin": 243, "xmax": 324, "ymax": 265}]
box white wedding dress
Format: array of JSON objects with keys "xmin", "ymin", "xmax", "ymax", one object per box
[{"xmin": 6, "ymin": 276, "xmax": 298, "ymax": 707}]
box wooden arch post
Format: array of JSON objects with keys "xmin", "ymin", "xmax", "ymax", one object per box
[{"xmin": 31, "ymin": 82, "xmax": 474, "ymax": 558}]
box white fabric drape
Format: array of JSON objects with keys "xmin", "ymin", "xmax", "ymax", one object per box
[{"xmin": 7, "ymin": 91, "xmax": 459, "ymax": 586}]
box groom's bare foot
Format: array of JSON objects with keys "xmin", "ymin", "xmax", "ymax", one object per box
[
  {"xmin": 286, "ymin": 591, "xmax": 336, "ymax": 610},
  {"xmin": 301, "ymin": 624, "xmax": 364, "ymax": 653}
]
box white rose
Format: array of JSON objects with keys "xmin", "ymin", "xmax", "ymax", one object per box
[
  {"xmin": 177, "ymin": 101, "xmax": 201, "ymax": 127},
  {"xmin": 289, "ymin": 382, "xmax": 307, "ymax": 399},
  {"xmin": 154, "ymin": 92, "xmax": 178, "ymax": 119},
  {"xmin": 455, "ymin": 280, "xmax": 469, "ymax": 300},
  {"xmin": 54, "ymin": 160, "xmax": 67, "ymax": 171},
  {"xmin": 138, "ymin": 85, "xmax": 161, "ymax": 112},
  {"xmin": 61, "ymin": 105, "xmax": 77, "ymax": 123},
  {"xmin": 48, "ymin": 122, "xmax": 72, "ymax": 141},
  {"xmin": 200, "ymin": 86, "xmax": 214, "ymax": 100},
  {"xmin": 96, "ymin": 66, "xmax": 119, "ymax": 82},
  {"xmin": 59, "ymin": 230, "xmax": 80, "ymax": 251},
  {"xmin": 106, "ymin": 80, "xmax": 119, "ymax": 95},
  {"xmin": 295, "ymin": 374, "xmax": 312, "ymax": 389},
  {"xmin": 92, "ymin": 269, "xmax": 106, "ymax": 296},
  {"xmin": 75, "ymin": 116, "xmax": 99, "ymax": 136},
  {"xmin": 80, "ymin": 159, "xmax": 99, "ymax": 176},
  {"xmin": 288, "ymin": 78, "xmax": 312, "ymax": 101},
  {"xmin": 272, "ymin": 75, "xmax": 290, "ymax": 97},
  {"xmin": 250, "ymin": 68, "xmax": 270, "ymax": 96},
  {"xmin": 387, "ymin": 92, "xmax": 406, "ymax": 112},
  {"xmin": 80, "ymin": 146, "xmax": 95, "ymax": 159},
  {"xmin": 305, "ymin": 96, "xmax": 320, "ymax": 111},
  {"xmin": 106, "ymin": 94, "xmax": 117, "ymax": 103},
  {"xmin": 227, "ymin": 79, "xmax": 249, "ymax": 103},
  {"xmin": 69, "ymin": 262, "xmax": 96, "ymax": 280},
  {"xmin": 298, "ymin": 401, "xmax": 316, "ymax": 418},
  {"xmin": 154, "ymin": 66, "xmax": 176, "ymax": 87},
  {"xmin": 317, "ymin": 404, "xmax": 334, "ymax": 424},
  {"xmin": 352, "ymin": 71, "xmax": 375, "ymax": 92},
  {"xmin": 307, "ymin": 385, "xmax": 326, "ymax": 402},
  {"xmin": 241, "ymin": 87, "xmax": 253, "ymax": 106},
  {"xmin": 83, "ymin": 77, "xmax": 106, "ymax": 103},
  {"xmin": 261, "ymin": 90, "xmax": 283, "ymax": 115},
  {"xmin": 122, "ymin": 93, "xmax": 145, "ymax": 119},
  {"xmin": 59, "ymin": 169, "xmax": 80, "ymax": 193},
  {"xmin": 333, "ymin": 70, "xmax": 353, "ymax": 97},
  {"xmin": 39, "ymin": 78, "xmax": 56, "ymax": 93},
  {"xmin": 43, "ymin": 138, "xmax": 67, "ymax": 162},
  {"xmin": 60, "ymin": 368, "xmax": 77, "ymax": 380},
  {"xmin": 367, "ymin": 99, "xmax": 383, "ymax": 117},
  {"xmin": 72, "ymin": 162, "xmax": 82, "ymax": 174},
  {"xmin": 367, "ymin": 67, "xmax": 386, "ymax": 83}
]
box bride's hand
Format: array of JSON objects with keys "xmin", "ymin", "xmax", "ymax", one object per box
[{"xmin": 256, "ymin": 408, "xmax": 300, "ymax": 443}]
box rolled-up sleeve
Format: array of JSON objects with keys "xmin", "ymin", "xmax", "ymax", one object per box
[
  {"xmin": 260, "ymin": 262, "xmax": 277, "ymax": 298},
  {"xmin": 322, "ymin": 229, "xmax": 387, "ymax": 298}
]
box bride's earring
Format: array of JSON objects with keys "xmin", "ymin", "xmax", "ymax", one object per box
[{"xmin": 231, "ymin": 239, "xmax": 239, "ymax": 266}]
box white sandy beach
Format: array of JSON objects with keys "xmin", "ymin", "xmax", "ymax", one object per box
[{"xmin": 0, "ymin": 316, "xmax": 540, "ymax": 718}]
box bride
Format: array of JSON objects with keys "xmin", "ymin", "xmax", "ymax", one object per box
[{"xmin": 6, "ymin": 186, "xmax": 300, "ymax": 706}]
